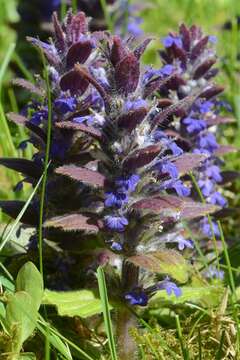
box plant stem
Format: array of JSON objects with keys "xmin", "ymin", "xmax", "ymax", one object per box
[{"xmin": 116, "ymin": 261, "xmax": 139, "ymax": 359}]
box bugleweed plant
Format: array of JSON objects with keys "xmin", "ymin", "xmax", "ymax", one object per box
[{"xmin": 0, "ymin": 10, "xmax": 234, "ymax": 358}]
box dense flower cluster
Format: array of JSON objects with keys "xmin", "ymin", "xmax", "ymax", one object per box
[
  {"xmin": 1, "ymin": 13, "xmax": 229, "ymax": 308},
  {"xmin": 155, "ymin": 25, "xmax": 235, "ymax": 246}
]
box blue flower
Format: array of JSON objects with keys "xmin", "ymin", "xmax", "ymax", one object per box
[
  {"xmin": 30, "ymin": 109, "xmax": 48, "ymax": 126},
  {"xmin": 111, "ymin": 242, "xmax": 123, "ymax": 251},
  {"xmin": 124, "ymin": 99, "xmax": 147, "ymax": 112},
  {"xmin": 158, "ymin": 161, "xmax": 178, "ymax": 179},
  {"xmin": 162, "ymin": 35, "xmax": 182, "ymax": 48},
  {"xmin": 54, "ymin": 97, "xmax": 77, "ymax": 114},
  {"xmin": 157, "ymin": 278, "xmax": 182, "ymax": 297},
  {"xmin": 176, "ymin": 236, "xmax": 194, "ymax": 251},
  {"xmin": 125, "ymin": 290, "xmax": 148, "ymax": 306},
  {"xmin": 204, "ymin": 266, "xmax": 224, "ymax": 280},
  {"xmin": 198, "ymin": 179, "xmax": 214, "ymax": 197},
  {"xmin": 209, "ymin": 191, "xmax": 227, "ymax": 207},
  {"xmin": 104, "ymin": 192, "xmax": 128, "ymax": 208},
  {"xmin": 198, "ymin": 101, "xmax": 214, "ymax": 113},
  {"xmin": 115, "ymin": 174, "xmax": 140, "ymax": 192},
  {"xmin": 73, "ymin": 115, "xmax": 95, "ymax": 126},
  {"xmin": 183, "ymin": 117, "xmax": 206, "ymax": 134},
  {"xmin": 127, "ymin": 17, "xmax": 144, "ymax": 37},
  {"xmin": 198, "ymin": 133, "xmax": 218, "ymax": 152},
  {"xmin": 172, "ymin": 180, "xmax": 190, "ymax": 197},
  {"xmin": 206, "ymin": 165, "xmax": 222, "ymax": 182},
  {"xmin": 201, "ymin": 217, "xmax": 220, "ymax": 237},
  {"xmin": 168, "ymin": 142, "xmax": 183, "ymax": 156},
  {"xmin": 104, "ymin": 215, "xmax": 128, "ymax": 232},
  {"xmin": 162, "ymin": 179, "xmax": 190, "ymax": 197},
  {"xmin": 18, "ymin": 140, "xmax": 29, "ymax": 150},
  {"xmin": 209, "ymin": 35, "xmax": 217, "ymax": 44},
  {"xmin": 160, "ymin": 64, "xmax": 174, "ymax": 76}
]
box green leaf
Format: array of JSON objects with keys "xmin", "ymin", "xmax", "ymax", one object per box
[
  {"xmin": 128, "ymin": 250, "xmax": 189, "ymax": 283},
  {"xmin": 0, "ymin": 301, "xmax": 6, "ymax": 318},
  {"xmin": 0, "ymin": 274, "xmax": 15, "ymax": 292},
  {"xmin": 5, "ymin": 291, "xmax": 38, "ymax": 348},
  {"xmin": 43, "ymin": 289, "xmax": 109, "ymax": 318},
  {"xmin": 149, "ymin": 285, "xmax": 224, "ymax": 308},
  {"xmin": 16, "ymin": 262, "xmax": 43, "ymax": 311}
]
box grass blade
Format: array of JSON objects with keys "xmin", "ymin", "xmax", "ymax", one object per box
[
  {"xmin": 175, "ymin": 315, "xmax": 189, "ymax": 360},
  {"xmin": 0, "ymin": 43, "xmax": 15, "ymax": 96},
  {"xmin": 38, "ymin": 51, "xmax": 52, "ymax": 278},
  {"xmin": 97, "ymin": 266, "xmax": 118, "ymax": 360}
]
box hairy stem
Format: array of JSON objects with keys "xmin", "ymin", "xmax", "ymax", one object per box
[{"xmin": 116, "ymin": 261, "xmax": 139, "ymax": 359}]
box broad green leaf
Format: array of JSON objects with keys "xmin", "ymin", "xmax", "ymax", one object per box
[
  {"xmin": 5, "ymin": 291, "xmax": 38, "ymax": 347},
  {"xmin": 128, "ymin": 250, "xmax": 189, "ymax": 283},
  {"xmin": 0, "ymin": 301, "xmax": 6, "ymax": 318},
  {"xmin": 0, "ymin": 274, "xmax": 15, "ymax": 292},
  {"xmin": 16, "ymin": 262, "xmax": 43, "ymax": 311},
  {"xmin": 149, "ymin": 285, "xmax": 224, "ymax": 308},
  {"xmin": 43, "ymin": 289, "xmax": 109, "ymax": 318}
]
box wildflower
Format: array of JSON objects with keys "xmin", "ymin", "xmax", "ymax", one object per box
[
  {"xmin": 125, "ymin": 289, "xmax": 148, "ymax": 306},
  {"xmin": 104, "ymin": 215, "xmax": 129, "ymax": 232},
  {"xmin": 162, "ymin": 35, "xmax": 182, "ymax": 48},
  {"xmin": 157, "ymin": 278, "xmax": 182, "ymax": 297}
]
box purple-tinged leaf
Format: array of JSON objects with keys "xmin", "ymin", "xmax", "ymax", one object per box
[
  {"xmin": 60, "ymin": 69, "xmax": 89, "ymax": 95},
  {"xmin": 132, "ymin": 195, "xmax": 183, "ymax": 213},
  {"xmin": 134, "ymin": 38, "xmax": 152, "ymax": 59},
  {"xmin": 52, "ymin": 12, "xmax": 66, "ymax": 52},
  {"xmin": 173, "ymin": 153, "xmax": 207, "ymax": 175},
  {"xmin": 172, "ymin": 45, "xmax": 187, "ymax": 64},
  {"xmin": 205, "ymin": 116, "xmax": 234, "ymax": 127},
  {"xmin": 118, "ymin": 107, "xmax": 147, "ymax": 131},
  {"xmin": 200, "ymin": 85, "xmax": 224, "ymax": 99},
  {"xmin": 193, "ymin": 58, "xmax": 216, "ymax": 79},
  {"xmin": 132, "ymin": 195, "xmax": 218, "ymax": 219},
  {"xmin": 158, "ymin": 98, "xmax": 174, "ymax": 109},
  {"xmin": 66, "ymin": 41, "xmax": 93, "ymax": 68},
  {"xmin": 27, "ymin": 37, "xmax": 60, "ymax": 66},
  {"xmin": 0, "ymin": 201, "xmax": 38, "ymax": 225},
  {"xmin": 214, "ymin": 145, "xmax": 239, "ymax": 156},
  {"xmin": 180, "ymin": 200, "xmax": 219, "ymax": 220},
  {"xmin": 152, "ymin": 95, "xmax": 197, "ymax": 129},
  {"xmin": 7, "ymin": 112, "xmax": 27, "ymax": 125},
  {"xmin": 7, "ymin": 113, "xmax": 47, "ymax": 143},
  {"xmin": 0, "ymin": 158, "xmax": 43, "ymax": 178},
  {"xmin": 55, "ymin": 121, "xmax": 102, "ymax": 140},
  {"xmin": 123, "ymin": 144, "xmax": 162, "ymax": 170},
  {"xmin": 12, "ymin": 78, "xmax": 44, "ymax": 97},
  {"xmin": 110, "ymin": 36, "xmax": 128, "ymax": 66},
  {"xmin": 68, "ymin": 12, "xmax": 88, "ymax": 43},
  {"xmin": 45, "ymin": 214, "xmax": 98, "ymax": 232},
  {"xmin": 143, "ymin": 72, "xmax": 179, "ymax": 99},
  {"xmin": 55, "ymin": 165, "xmax": 106, "ymax": 187},
  {"xmin": 179, "ymin": 23, "xmax": 191, "ymax": 51},
  {"xmin": 128, "ymin": 250, "xmax": 188, "ymax": 282},
  {"xmin": 115, "ymin": 53, "xmax": 140, "ymax": 95},
  {"xmin": 74, "ymin": 64, "xmax": 111, "ymax": 111},
  {"xmin": 190, "ymin": 36, "xmax": 209, "ymax": 61},
  {"xmin": 190, "ymin": 25, "xmax": 201, "ymax": 40},
  {"xmin": 219, "ymin": 171, "xmax": 240, "ymax": 185}
]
